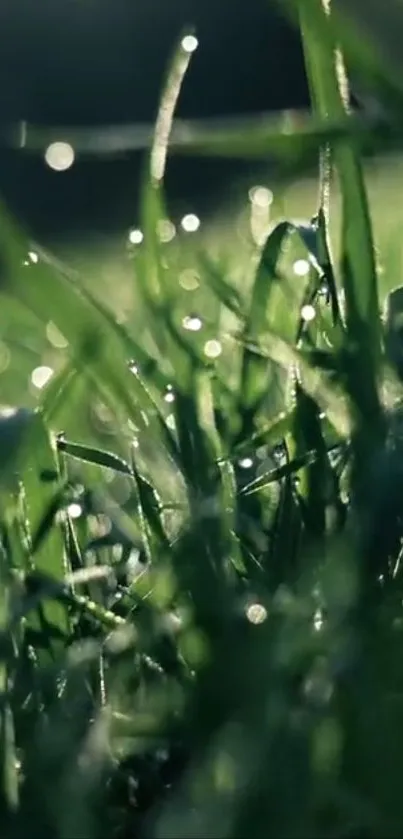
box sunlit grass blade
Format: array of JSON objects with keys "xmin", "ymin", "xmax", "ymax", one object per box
[
  {"xmin": 240, "ymin": 219, "xmax": 325, "ymax": 439},
  {"xmin": 298, "ymin": 0, "xmax": 384, "ymax": 454},
  {"xmin": 239, "ymin": 331, "xmax": 351, "ymax": 439},
  {"xmin": 57, "ymin": 439, "xmax": 133, "ymax": 477},
  {"xmin": 137, "ymin": 31, "xmax": 197, "ymax": 372}
]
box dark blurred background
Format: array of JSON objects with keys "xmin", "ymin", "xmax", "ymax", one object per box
[{"xmin": 0, "ymin": 0, "xmax": 309, "ymax": 243}]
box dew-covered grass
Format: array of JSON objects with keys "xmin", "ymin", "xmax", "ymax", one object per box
[{"xmin": 2, "ymin": 3, "xmax": 403, "ymax": 837}]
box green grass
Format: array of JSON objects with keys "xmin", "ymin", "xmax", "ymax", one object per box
[{"xmin": 2, "ymin": 3, "xmax": 403, "ymax": 837}]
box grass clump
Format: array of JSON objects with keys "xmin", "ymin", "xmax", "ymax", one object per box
[{"xmin": 1, "ymin": 2, "xmax": 403, "ymax": 837}]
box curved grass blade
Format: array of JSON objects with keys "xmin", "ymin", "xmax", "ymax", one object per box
[
  {"xmin": 239, "ymin": 331, "xmax": 352, "ymax": 439},
  {"xmin": 240, "ymin": 219, "xmax": 326, "ymax": 436},
  {"xmin": 298, "ymin": 0, "xmax": 384, "ymax": 458}
]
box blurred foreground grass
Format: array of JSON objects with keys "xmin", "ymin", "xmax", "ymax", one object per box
[{"xmin": 3, "ymin": 2, "xmax": 403, "ymax": 837}]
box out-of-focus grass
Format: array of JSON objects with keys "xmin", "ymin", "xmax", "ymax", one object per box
[{"xmin": 2, "ymin": 3, "xmax": 403, "ymax": 838}]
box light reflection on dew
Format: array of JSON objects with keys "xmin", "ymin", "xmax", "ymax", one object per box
[
  {"xmin": 239, "ymin": 457, "xmax": 253, "ymax": 469},
  {"xmin": 204, "ymin": 339, "xmax": 222, "ymax": 359},
  {"xmin": 68, "ymin": 503, "xmax": 82, "ymax": 520},
  {"xmin": 181, "ymin": 214, "xmax": 200, "ymax": 233},
  {"xmin": 182, "ymin": 314, "xmax": 203, "ymax": 332},
  {"xmin": 31, "ymin": 366, "xmax": 54, "ymax": 389},
  {"xmin": 128, "ymin": 228, "xmax": 143, "ymax": 245},
  {"xmin": 246, "ymin": 603, "xmax": 267, "ymax": 624},
  {"xmin": 301, "ymin": 304, "xmax": 316, "ymax": 322},
  {"xmin": 166, "ymin": 414, "xmax": 176, "ymax": 431},
  {"xmin": 164, "ymin": 391, "xmax": 175, "ymax": 403},
  {"xmin": 293, "ymin": 259, "xmax": 310, "ymax": 277},
  {"xmin": 45, "ymin": 142, "xmax": 75, "ymax": 172},
  {"xmin": 181, "ymin": 34, "xmax": 199, "ymax": 53},
  {"xmin": 28, "ymin": 251, "xmax": 39, "ymax": 264},
  {"xmin": 158, "ymin": 219, "xmax": 176, "ymax": 243},
  {"xmin": 46, "ymin": 321, "xmax": 68, "ymax": 349},
  {"xmin": 179, "ymin": 269, "xmax": 200, "ymax": 291},
  {"xmin": 314, "ymin": 608, "xmax": 323, "ymax": 631},
  {"xmin": 248, "ymin": 186, "xmax": 273, "ymax": 208}
]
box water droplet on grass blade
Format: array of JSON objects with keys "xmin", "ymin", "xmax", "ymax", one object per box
[
  {"xmin": 68, "ymin": 503, "xmax": 82, "ymax": 519},
  {"xmin": 248, "ymin": 186, "xmax": 273, "ymax": 208},
  {"xmin": 31, "ymin": 366, "xmax": 54, "ymax": 389},
  {"xmin": 45, "ymin": 142, "xmax": 75, "ymax": 172},
  {"xmin": 179, "ymin": 269, "xmax": 200, "ymax": 291},
  {"xmin": 301, "ymin": 304, "xmax": 316, "ymax": 322},
  {"xmin": 181, "ymin": 214, "xmax": 200, "ymax": 233},
  {"xmin": 157, "ymin": 219, "xmax": 176, "ymax": 243},
  {"xmin": 128, "ymin": 229, "xmax": 143, "ymax": 245},
  {"xmin": 246, "ymin": 603, "xmax": 267, "ymax": 624},
  {"xmin": 204, "ymin": 339, "xmax": 222, "ymax": 359},
  {"xmin": 294, "ymin": 259, "xmax": 310, "ymax": 277},
  {"xmin": 181, "ymin": 34, "xmax": 198, "ymax": 53},
  {"xmin": 182, "ymin": 314, "xmax": 203, "ymax": 332}
]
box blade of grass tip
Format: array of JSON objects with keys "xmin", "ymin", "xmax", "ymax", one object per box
[
  {"xmin": 137, "ymin": 30, "xmax": 197, "ymax": 365},
  {"xmin": 298, "ymin": 0, "xmax": 384, "ymax": 450},
  {"xmin": 57, "ymin": 438, "xmax": 132, "ymax": 477},
  {"xmin": 292, "ymin": 4, "xmax": 342, "ymax": 332}
]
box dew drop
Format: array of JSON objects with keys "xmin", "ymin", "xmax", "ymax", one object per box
[
  {"xmin": 68, "ymin": 503, "xmax": 82, "ymax": 520},
  {"xmin": 31, "ymin": 366, "xmax": 54, "ymax": 389},
  {"xmin": 179, "ymin": 269, "xmax": 200, "ymax": 291},
  {"xmin": 158, "ymin": 219, "xmax": 176, "ymax": 243},
  {"xmin": 181, "ymin": 34, "xmax": 199, "ymax": 53},
  {"xmin": 181, "ymin": 214, "xmax": 200, "ymax": 233},
  {"xmin": 45, "ymin": 142, "xmax": 75, "ymax": 172},
  {"xmin": 246, "ymin": 603, "xmax": 267, "ymax": 624},
  {"xmin": 204, "ymin": 339, "xmax": 222, "ymax": 359},
  {"xmin": 182, "ymin": 314, "xmax": 203, "ymax": 332},
  {"xmin": 248, "ymin": 186, "xmax": 273, "ymax": 208},
  {"xmin": 301, "ymin": 304, "xmax": 316, "ymax": 322},
  {"xmin": 128, "ymin": 228, "xmax": 143, "ymax": 245},
  {"xmin": 28, "ymin": 251, "xmax": 39, "ymax": 264},
  {"xmin": 293, "ymin": 259, "xmax": 310, "ymax": 277},
  {"xmin": 239, "ymin": 457, "xmax": 254, "ymax": 469}
]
